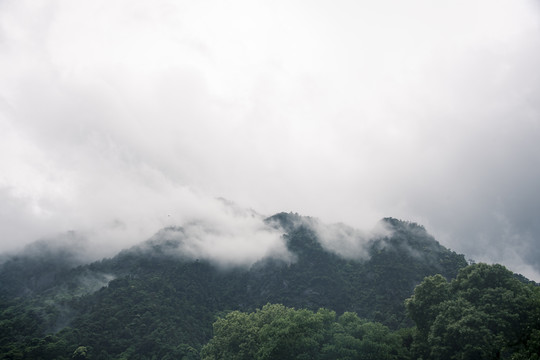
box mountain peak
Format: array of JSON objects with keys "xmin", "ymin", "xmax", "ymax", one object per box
[{"xmin": 381, "ymin": 217, "xmax": 427, "ymax": 233}]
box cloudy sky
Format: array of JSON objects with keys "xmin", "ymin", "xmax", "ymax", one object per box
[{"xmin": 1, "ymin": 0, "xmax": 539, "ymax": 279}]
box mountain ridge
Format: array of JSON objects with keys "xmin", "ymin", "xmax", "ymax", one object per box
[{"xmin": 0, "ymin": 212, "xmax": 483, "ymax": 359}]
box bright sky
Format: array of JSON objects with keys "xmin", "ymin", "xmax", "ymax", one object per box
[{"xmin": 1, "ymin": 0, "xmax": 540, "ymax": 280}]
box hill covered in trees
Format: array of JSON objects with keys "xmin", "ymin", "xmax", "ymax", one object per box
[
  {"xmin": 0, "ymin": 213, "xmax": 538, "ymax": 359},
  {"xmin": 200, "ymin": 263, "xmax": 540, "ymax": 360}
]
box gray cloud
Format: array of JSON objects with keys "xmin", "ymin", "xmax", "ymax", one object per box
[{"xmin": 1, "ymin": 0, "xmax": 539, "ymax": 280}]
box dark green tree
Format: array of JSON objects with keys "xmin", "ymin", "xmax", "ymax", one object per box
[{"xmin": 406, "ymin": 263, "xmax": 540, "ymax": 360}]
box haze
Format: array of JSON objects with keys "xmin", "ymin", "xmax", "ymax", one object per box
[{"xmin": 1, "ymin": 0, "xmax": 539, "ymax": 280}]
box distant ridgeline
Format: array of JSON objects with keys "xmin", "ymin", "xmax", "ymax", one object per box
[{"xmin": 0, "ymin": 213, "xmax": 538, "ymax": 359}]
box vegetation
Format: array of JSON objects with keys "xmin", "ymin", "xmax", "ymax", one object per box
[
  {"xmin": 201, "ymin": 304, "xmax": 410, "ymax": 360},
  {"xmin": 406, "ymin": 263, "xmax": 540, "ymax": 360},
  {"xmin": 201, "ymin": 263, "xmax": 540, "ymax": 360},
  {"xmin": 0, "ymin": 213, "xmax": 537, "ymax": 359}
]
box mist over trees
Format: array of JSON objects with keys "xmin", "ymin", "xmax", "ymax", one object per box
[
  {"xmin": 2, "ymin": 1, "xmax": 539, "ymax": 359},
  {"xmin": 0, "ymin": 213, "xmax": 538, "ymax": 359}
]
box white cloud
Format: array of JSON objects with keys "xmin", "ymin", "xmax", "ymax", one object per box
[{"xmin": 312, "ymin": 220, "xmax": 392, "ymax": 260}]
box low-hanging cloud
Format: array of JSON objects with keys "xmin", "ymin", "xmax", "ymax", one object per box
[
  {"xmin": 140, "ymin": 200, "xmax": 294, "ymax": 267},
  {"xmin": 313, "ymin": 220, "xmax": 392, "ymax": 260},
  {"xmin": 1, "ymin": 0, "xmax": 540, "ymax": 280},
  {"xmin": 268, "ymin": 214, "xmax": 392, "ymax": 261}
]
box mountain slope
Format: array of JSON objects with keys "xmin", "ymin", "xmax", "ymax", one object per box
[{"xmin": 0, "ymin": 213, "xmax": 468, "ymax": 359}]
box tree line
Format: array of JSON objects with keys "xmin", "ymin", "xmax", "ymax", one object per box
[{"xmin": 202, "ymin": 263, "xmax": 540, "ymax": 360}]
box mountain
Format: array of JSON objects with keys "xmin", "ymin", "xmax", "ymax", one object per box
[{"xmin": 0, "ymin": 213, "xmax": 469, "ymax": 359}]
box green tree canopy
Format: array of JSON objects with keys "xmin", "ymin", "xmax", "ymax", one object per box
[
  {"xmin": 406, "ymin": 263, "xmax": 540, "ymax": 360},
  {"xmin": 201, "ymin": 304, "xmax": 409, "ymax": 360}
]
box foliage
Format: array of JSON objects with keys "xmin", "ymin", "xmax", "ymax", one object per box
[
  {"xmin": 406, "ymin": 263, "xmax": 540, "ymax": 360},
  {"xmin": 0, "ymin": 213, "xmax": 471, "ymax": 359},
  {"xmin": 201, "ymin": 304, "xmax": 410, "ymax": 360}
]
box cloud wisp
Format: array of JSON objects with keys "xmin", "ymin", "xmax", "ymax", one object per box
[{"xmin": 141, "ymin": 201, "xmax": 294, "ymax": 268}]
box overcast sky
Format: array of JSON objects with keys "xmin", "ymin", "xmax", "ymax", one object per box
[{"xmin": 1, "ymin": 0, "xmax": 540, "ymax": 279}]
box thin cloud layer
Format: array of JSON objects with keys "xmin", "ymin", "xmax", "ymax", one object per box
[{"xmin": 1, "ymin": 0, "xmax": 539, "ymax": 279}]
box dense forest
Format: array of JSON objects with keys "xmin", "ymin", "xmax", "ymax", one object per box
[{"xmin": 0, "ymin": 213, "xmax": 538, "ymax": 359}]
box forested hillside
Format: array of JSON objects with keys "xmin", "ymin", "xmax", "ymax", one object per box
[
  {"xmin": 199, "ymin": 264, "xmax": 540, "ymax": 360},
  {"xmin": 2, "ymin": 213, "xmax": 537, "ymax": 359}
]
